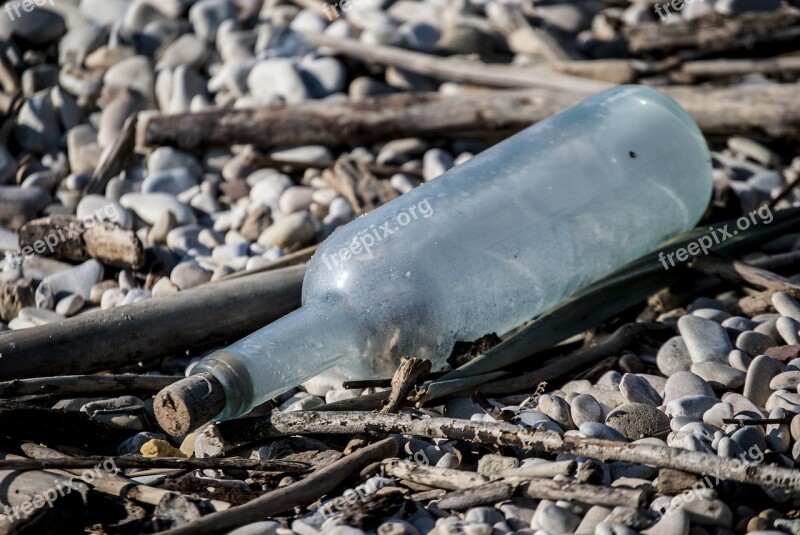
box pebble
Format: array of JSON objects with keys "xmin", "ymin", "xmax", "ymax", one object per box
[
  {"xmin": 36, "ymin": 259, "xmax": 103, "ymax": 309},
  {"xmin": 141, "ymin": 168, "xmax": 199, "ymax": 195},
  {"xmin": 664, "ymin": 371, "xmax": 715, "ymax": 403},
  {"xmin": 533, "ymin": 502, "xmax": 581, "ymax": 535},
  {"xmin": 606, "ymin": 403, "xmax": 670, "ymax": 440},
  {"xmin": 619, "ymin": 374, "xmax": 662, "ymax": 406},
  {"xmin": 55, "ymin": 294, "xmax": 84, "ymax": 317},
  {"xmin": 656, "ymin": 336, "xmax": 692, "ymax": 376},
  {"xmin": 744, "ymin": 355, "xmax": 786, "ymax": 407},
  {"xmin": 570, "ymin": 394, "xmax": 604, "ymax": 426},
  {"xmin": 257, "ymin": 212, "xmax": 316, "ymax": 250},
  {"xmin": 665, "ymin": 395, "xmax": 720, "ymax": 419},
  {"xmin": 703, "ymin": 401, "xmax": 734, "ymax": 428},
  {"xmin": 169, "ymin": 262, "xmax": 212, "ymax": 290},
  {"xmin": 578, "ymin": 422, "xmax": 628, "ymax": 442},
  {"xmin": 736, "ymin": 330, "xmax": 777, "ymax": 356},
  {"xmin": 247, "ymin": 58, "xmax": 308, "ymax": 104},
  {"xmin": 422, "ymin": 149, "xmax": 454, "ymax": 181},
  {"xmin": 777, "ymin": 316, "xmax": 800, "ymax": 345},
  {"xmin": 772, "ymin": 292, "xmax": 800, "ymax": 322},
  {"xmin": 689, "ymin": 362, "xmax": 745, "ymax": 390},
  {"xmin": 677, "ymin": 315, "xmax": 732, "ymax": 364},
  {"xmin": 120, "ymin": 193, "xmax": 196, "ymax": 226},
  {"xmin": 476, "ymin": 454, "xmax": 518, "ymax": 474}
]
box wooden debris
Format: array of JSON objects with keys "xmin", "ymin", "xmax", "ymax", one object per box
[
  {"xmin": 380, "ymin": 357, "xmax": 431, "ymax": 414},
  {"xmin": 0, "ymin": 277, "xmax": 35, "ymax": 322},
  {"xmin": 0, "ymin": 374, "xmax": 181, "ymax": 398}
]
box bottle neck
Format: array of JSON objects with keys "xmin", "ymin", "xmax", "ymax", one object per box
[{"xmin": 192, "ymin": 299, "xmax": 359, "ymax": 420}]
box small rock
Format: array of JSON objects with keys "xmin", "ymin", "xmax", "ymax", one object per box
[
  {"xmin": 579, "ymin": 422, "xmax": 628, "ymax": 442},
  {"xmin": 170, "ymin": 262, "xmax": 212, "ymax": 290},
  {"xmin": 736, "ymin": 330, "xmax": 777, "ymax": 356},
  {"xmin": 477, "ymin": 454, "xmax": 518, "ymax": 474},
  {"xmin": 744, "ymin": 355, "xmax": 786, "ymax": 407},
  {"xmin": 664, "ymin": 371, "xmax": 715, "ymax": 403},
  {"xmin": 657, "ymin": 336, "xmax": 692, "ymax": 376},
  {"xmin": 677, "ymin": 316, "xmax": 732, "ymax": 364},
  {"xmin": 689, "ymin": 362, "xmax": 745, "ymax": 390},
  {"xmin": 606, "ymin": 403, "xmax": 669, "ymax": 440},
  {"xmin": 570, "ymin": 394, "xmax": 604, "ymax": 426},
  {"xmin": 257, "ymin": 212, "xmax": 316, "ymax": 250},
  {"xmin": 619, "ymin": 374, "xmax": 662, "ymax": 406}
]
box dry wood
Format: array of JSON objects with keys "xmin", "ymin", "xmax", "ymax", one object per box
[
  {"xmin": 84, "ymin": 113, "xmax": 137, "ymax": 196},
  {"xmin": 681, "ymin": 55, "xmax": 800, "ymax": 79},
  {"xmin": 0, "ymin": 264, "xmax": 304, "ymax": 380},
  {"xmin": 216, "ymin": 245, "xmax": 316, "ymax": 281},
  {"xmin": 0, "ymin": 455, "xmax": 308, "ymax": 473},
  {"xmin": 380, "ymin": 357, "xmax": 432, "ymax": 414},
  {"xmin": 20, "ymin": 443, "xmax": 230, "ymax": 511},
  {"xmin": 140, "ymin": 83, "xmax": 800, "ymax": 151},
  {"xmin": 304, "ymin": 33, "xmax": 620, "ymax": 89},
  {"xmin": 0, "ymin": 374, "xmax": 182, "ymax": 398},
  {"xmin": 0, "ymin": 451, "xmax": 88, "ymax": 534},
  {"xmin": 215, "ymin": 411, "xmax": 800, "ymax": 493},
  {"xmin": 160, "ymin": 438, "xmax": 399, "ymax": 535},
  {"xmin": 383, "ymin": 459, "xmax": 644, "ymax": 508},
  {"xmin": 689, "ymin": 254, "xmax": 800, "ymax": 298},
  {"xmin": 243, "ymin": 153, "xmax": 424, "ymax": 179},
  {"xmin": 624, "ymin": 9, "xmax": 800, "ymax": 55},
  {"xmin": 155, "ymin": 372, "xmax": 227, "ymax": 436},
  {"xmin": 436, "ymin": 481, "xmax": 514, "ymax": 510}
]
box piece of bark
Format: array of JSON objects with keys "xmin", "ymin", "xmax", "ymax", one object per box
[
  {"xmin": 0, "ymin": 277, "xmax": 35, "ymax": 322},
  {"xmin": 83, "ymin": 221, "xmax": 146, "ymax": 270},
  {"xmin": 437, "ymin": 481, "xmax": 515, "ymax": 510},
  {"xmin": 158, "ymin": 438, "xmax": 399, "ymax": 535},
  {"xmin": 625, "ymin": 9, "xmax": 800, "ymax": 55},
  {"xmin": 215, "ymin": 411, "xmax": 800, "ymax": 493},
  {"xmin": 656, "ymin": 468, "xmax": 703, "ymax": 495},
  {"xmin": 380, "ymin": 357, "xmax": 431, "ymax": 414},
  {"xmin": 140, "ymin": 83, "xmax": 800, "ymax": 151},
  {"xmin": 84, "ymin": 114, "xmax": 137, "ymax": 196},
  {"xmin": 0, "ymin": 264, "xmax": 304, "ymax": 380},
  {"xmin": 17, "ymin": 215, "xmax": 86, "ymax": 262},
  {"xmin": 324, "ymin": 156, "xmax": 398, "ymax": 215}
]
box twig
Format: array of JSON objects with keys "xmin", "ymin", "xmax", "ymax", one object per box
[
  {"xmin": 380, "ymin": 357, "xmax": 431, "ymax": 414},
  {"xmin": 0, "ymin": 374, "xmax": 182, "ymax": 398},
  {"xmin": 84, "ymin": 114, "xmax": 138, "ymax": 196},
  {"xmin": 0, "ymin": 455, "xmax": 308, "ymax": 473},
  {"xmin": 160, "ymin": 438, "xmax": 399, "ymax": 535},
  {"xmin": 213, "ymin": 412, "xmax": 800, "ymax": 493}
]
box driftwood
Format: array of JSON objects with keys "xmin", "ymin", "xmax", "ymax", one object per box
[
  {"xmin": 140, "ymin": 84, "xmax": 800, "ymax": 152},
  {"xmin": 383, "ymin": 460, "xmax": 644, "ymax": 508},
  {"xmin": 20, "ymin": 443, "xmax": 230, "ymax": 511},
  {"xmin": 160, "ymin": 438, "xmax": 398, "ymax": 535},
  {"xmin": 681, "ymin": 56, "xmax": 800, "ymax": 79},
  {"xmin": 0, "ymin": 374, "xmax": 182, "ymax": 398},
  {"xmin": 380, "ymin": 357, "xmax": 431, "ymax": 414},
  {"xmin": 213, "ymin": 411, "xmax": 800, "ymax": 493},
  {"xmin": 0, "ymin": 265, "xmax": 304, "ymax": 380},
  {"xmin": 437, "ymin": 481, "xmax": 515, "ymax": 510},
  {"xmin": 84, "ymin": 113, "xmax": 137, "ymax": 196},
  {"xmin": 624, "ymin": 9, "xmax": 800, "ymax": 55},
  {"xmin": 304, "ymin": 33, "xmax": 622, "ymax": 89},
  {"xmin": 0, "ymin": 455, "xmax": 308, "ymax": 473},
  {"xmin": 243, "ymin": 153, "xmax": 424, "ymax": 179},
  {"xmin": 689, "ymin": 254, "xmax": 800, "ymax": 298}
]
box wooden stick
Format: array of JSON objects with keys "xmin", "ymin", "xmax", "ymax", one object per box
[
  {"xmin": 213, "ymin": 412, "xmax": 800, "ymax": 492},
  {"xmin": 0, "ymin": 374, "xmax": 182, "ymax": 398},
  {"xmin": 243, "ymin": 153, "xmax": 424, "ymax": 179},
  {"xmin": 380, "ymin": 357, "xmax": 431, "ymax": 414},
  {"xmin": 0, "ymin": 264, "xmax": 304, "ymax": 380},
  {"xmin": 139, "ymin": 84, "xmax": 800, "ymax": 151},
  {"xmin": 160, "ymin": 438, "xmax": 399, "ymax": 535},
  {"xmin": 84, "ymin": 113, "xmax": 138, "ymax": 196},
  {"xmin": 155, "ymin": 372, "xmax": 227, "ymax": 436},
  {"xmin": 682, "ymin": 56, "xmax": 800, "ymax": 79},
  {"xmin": 689, "ymin": 254, "xmax": 800, "ymax": 298},
  {"xmin": 20, "ymin": 443, "xmax": 230, "ymax": 511},
  {"xmin": 304, "ymin": 33, "xmax": 618, "ymax": 90},
  {"xmin": 437, "ymin": 481, "xmax": 515, "ymax": 510},
  {"xmin": 0, "ymin": 455, "xmax": 308, "ymax": 473}
]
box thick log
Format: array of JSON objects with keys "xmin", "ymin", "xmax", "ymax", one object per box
[
  {"xmin": 0, "ymin": 265, "xmax": 305, "ymax": 380},
  {"xmin": 140, "ymin": 84, "xmax": 800, "ymax": 151}
]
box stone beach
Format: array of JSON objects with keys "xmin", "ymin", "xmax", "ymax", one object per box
[{"xmin": 0, "ymin": 0, "xmax": 800, "ymax": 533}]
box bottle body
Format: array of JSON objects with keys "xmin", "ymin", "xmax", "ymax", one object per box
[{"xmin": 195, "ymin": 85, "xmax": 713, "ymax": 420}]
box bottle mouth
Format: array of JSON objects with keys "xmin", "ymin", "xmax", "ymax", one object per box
[{"xmin": 192, "ymin": 350, "xmax": 256, "ymax": 420}]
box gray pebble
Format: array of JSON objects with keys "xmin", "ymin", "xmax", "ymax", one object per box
[
  {"xmin": 570, "ymin": 394, "xmax": 604, "ymax": 426},
  {"xmin": 120, "ymin": 193, "xmax": 195, "ymax": 226},
  {"xmin": 692, "ymin": 308, "xmax": 731, "ymax": 323},
  {"xmin": 170, "ymin": 262, "xmax": 212, "ymax": 290},
  {"xmin": 736, "ymin": 330, "xmax": 777, "ymax": 356},
  {"xmin": 619, "ymin": 374, "xmax": 662, "ymax": 406},
  {"xmin": 656, "ymin": 336, "xmax": 692, "ymax": 376},
  {"xmin": 722, "ymin": 316, "xmax": 759, "ymax": 332},
  {"xmin": 743, "ymin": 355, "xmax": 786, "ymax": 407},
  {"xmin": 579, "ymin": 422, "xmax": 628, "ymax": 442},
  {"xmin": 689, "ymin": 362, "xmax": 745, "ymax": 390},
  {"xmin": 664, "ymin": 371, "xmax": 715, "ymax": 403},
  {"xmin": 728, "ymin": 349, "xmax": 752, "ymax": 372},
  {"xmin": 678, "ymin": 315, "xmax": 732, "ymax": 364},
  {"xmin": 422, "ymin": 148, "xmax": 454, "ymax": 181},
  {"xmin": 772, "ymin": 292, "xmax": 800, "ymax": 322},
  {"xmin": 777, "ymin": 316, "xmax": 800, "ymax": 345},
  {"xmin": 36, "ymin": 259, "xmax": 103, "ymax": 309},
  {"xmin": 665, "ymin": 395, "xmax": 720, "ymax": 419},
  {"xmin": 606, "ymin": 403, "xmax": 669, "ymax": 440},
  {"xmin": 533, "ymin": 502, "xmax": 581, "ymax": 535}
]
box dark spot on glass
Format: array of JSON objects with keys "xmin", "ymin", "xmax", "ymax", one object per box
[{"xmin": 629, "ymin": 151, "xmax": 637, "ymax": 159}]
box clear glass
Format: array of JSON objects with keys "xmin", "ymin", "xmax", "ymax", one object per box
[{"xmin": 194, "ymin": 85, "xmax": 713, "ymax": 420}]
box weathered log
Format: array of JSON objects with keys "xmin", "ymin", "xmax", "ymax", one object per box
[
  {"xmin": 0, "ymin": 374, "xmax": 181, "ymax": 398},
  {"xmin": 0, "ymin": 265, "xmax": 305, "ymax": 379},
  {"xmin": 140, "ymin": 84, "xmax": 800, "ymax": 152}
]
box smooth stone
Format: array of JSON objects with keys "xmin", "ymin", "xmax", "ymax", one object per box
[
  {"xmin": 728, "ymin": 349, "xmax": 752, "ymax": 372},
  {"xmin": 249, "ymin": 171, "xmax": 294, "ymax": 207},
  {"xmin": 169, "ymin": 262, "xmax": 212, "ymax": 290},
  {"xmin": 436, "ymin": 24, "xmax": 497, "ymax": 56},
  {"xmin": 689, "ymin": 362, "xmax": 745, "ymax": 390},
  {"xmin": 270, "ymin": 146, "xmax": 331, "ymax": 163},
  {"xmin": 665, "ymin": 395, "xmax": 720, "ymax": 419},
  {"xmin": 579, "ymin": 422, "xmax": 628, "ymax": 442},
  {"xmin": 152, "ymin": 277, "xmax": 179, "ymax": 297},
  {"xmin": 36, "ymin": 259, "xmax": 103, "ymax": 309},
  {"xmin": 422, "ymin": 149, "xmax": 454, "ymax": 181},
  {"xmin": 766, "ymin": 408, "xmax": 791, "ymax": 453},
  {"xmin": 257, "ymin": 212, "xmax": 316, "ymax": 250},
  {"xmin": 55, "ymin": 294, "xmax": 84, "ymax": 317},
  {"xmin": 189, "ymin": 0, "xmax": 237, "ymax": 42},
  {"xmin": 299, "ymin": 56, "xmax": 346, "ymax": 97},
  {"xmin": 279, "ymin": 186, "xmax": 314, "ymax": 214},
  {"xmin": 702, "ymin": 402, "xmax": 734, "ymax": 429},
  {"xmin": 141, "ymin": 168, "xmax": 199, "ymax": 195},
  {"xmin": 743, "ymin": 355, "xmax": 786, "ymax": 407},
  {"xmin": 772, "ymin": 292, "xmax": 800, "ymax": 322},
  {"xmin": 76, "ymin": 194, "xmax": 131, "ymax": 229},
  {"xmin": 641, "ymin": 509, "xmax": 690, "ymax": 535},
  {"xmin": 722, "ymin": 316, "xmax": 758, "ymax": 332},
  {"xmin": 777, "ymin": 316, "xmax": 800, "ymax": 345},
  {"xmin": 148, "ymin": 147, "xmax": 203, "ymax": 177},
  {"xmin": 18, "ymin": 307, "xmax": 65, "ymax": 325},
  {"xmin": 692, "ymin": 308, "xmax": 731, "ymax": 323},
  {"xmin": 120, "ymin": 193, "xmax": 195, "ymax": 226},
  {"xmin": 11, "ymin": 6, "xmax": 66, "ymax": 44},
  {"xmin": 98, "ymin": 92, "xmax": 145, "ymax": 148},
  {"xmin": 537, "ymin": 394, "xmax": 574, "ymax": 430},
  {"xmin": 247, "ymin": 58, "xmax": 308, "ymax": 104},
  {"xmin": 619, "ymin": 374, "xmax": 662, "ymax": 406},
  {"xmin": 736, "ymin": 330, "xmax": 777, "ymax": 356},
  {"xmin": 657, "ymin": 336, "xmax": 693, "ymax": 376},
  {"xmin": 664, "ymin": 371, "xmax": 715, "ymax": 403},
  {"xmin": 16, "ymin": 93, "xmax": 61, "ymax": 152},
  {"xmin": 533, "ymin": 502, "xmax": 581, "ymax": 535},
  {"xmin": 730, "ymin": 425, "xmax": 767, "ymax": 455},
  {"xmin": 677, "ymin": 316, "xmax": 732, "ymax": 364},
  {"xmin": 721, "ymin": 392, "xmax": 769, "ymax": 417},
  {"xmin": 157, "ymin": 34, "xmax": 209, "ymax": 69},
  {"xmin": 476, "ymin": 454, "xmax": 518, "ymax": 474},
  {"xmin": 606, "ymin": 403, "xmax": 669, "ymax": 440},
  {"xmin": 104, "ymin": 55, "xmax": 154, "ymax": 104},
  {"xmin": 673, "ymin": 497, "xmax": 732, "ymax": 528},
  {"xmin": 570, "ymin": 394, "xmax": 604, "ymax": 427}
]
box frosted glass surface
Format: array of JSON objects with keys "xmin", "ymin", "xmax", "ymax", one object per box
[{"xmin": 195, "ymin": 85, "xmax": 713, "ymax": 419}]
